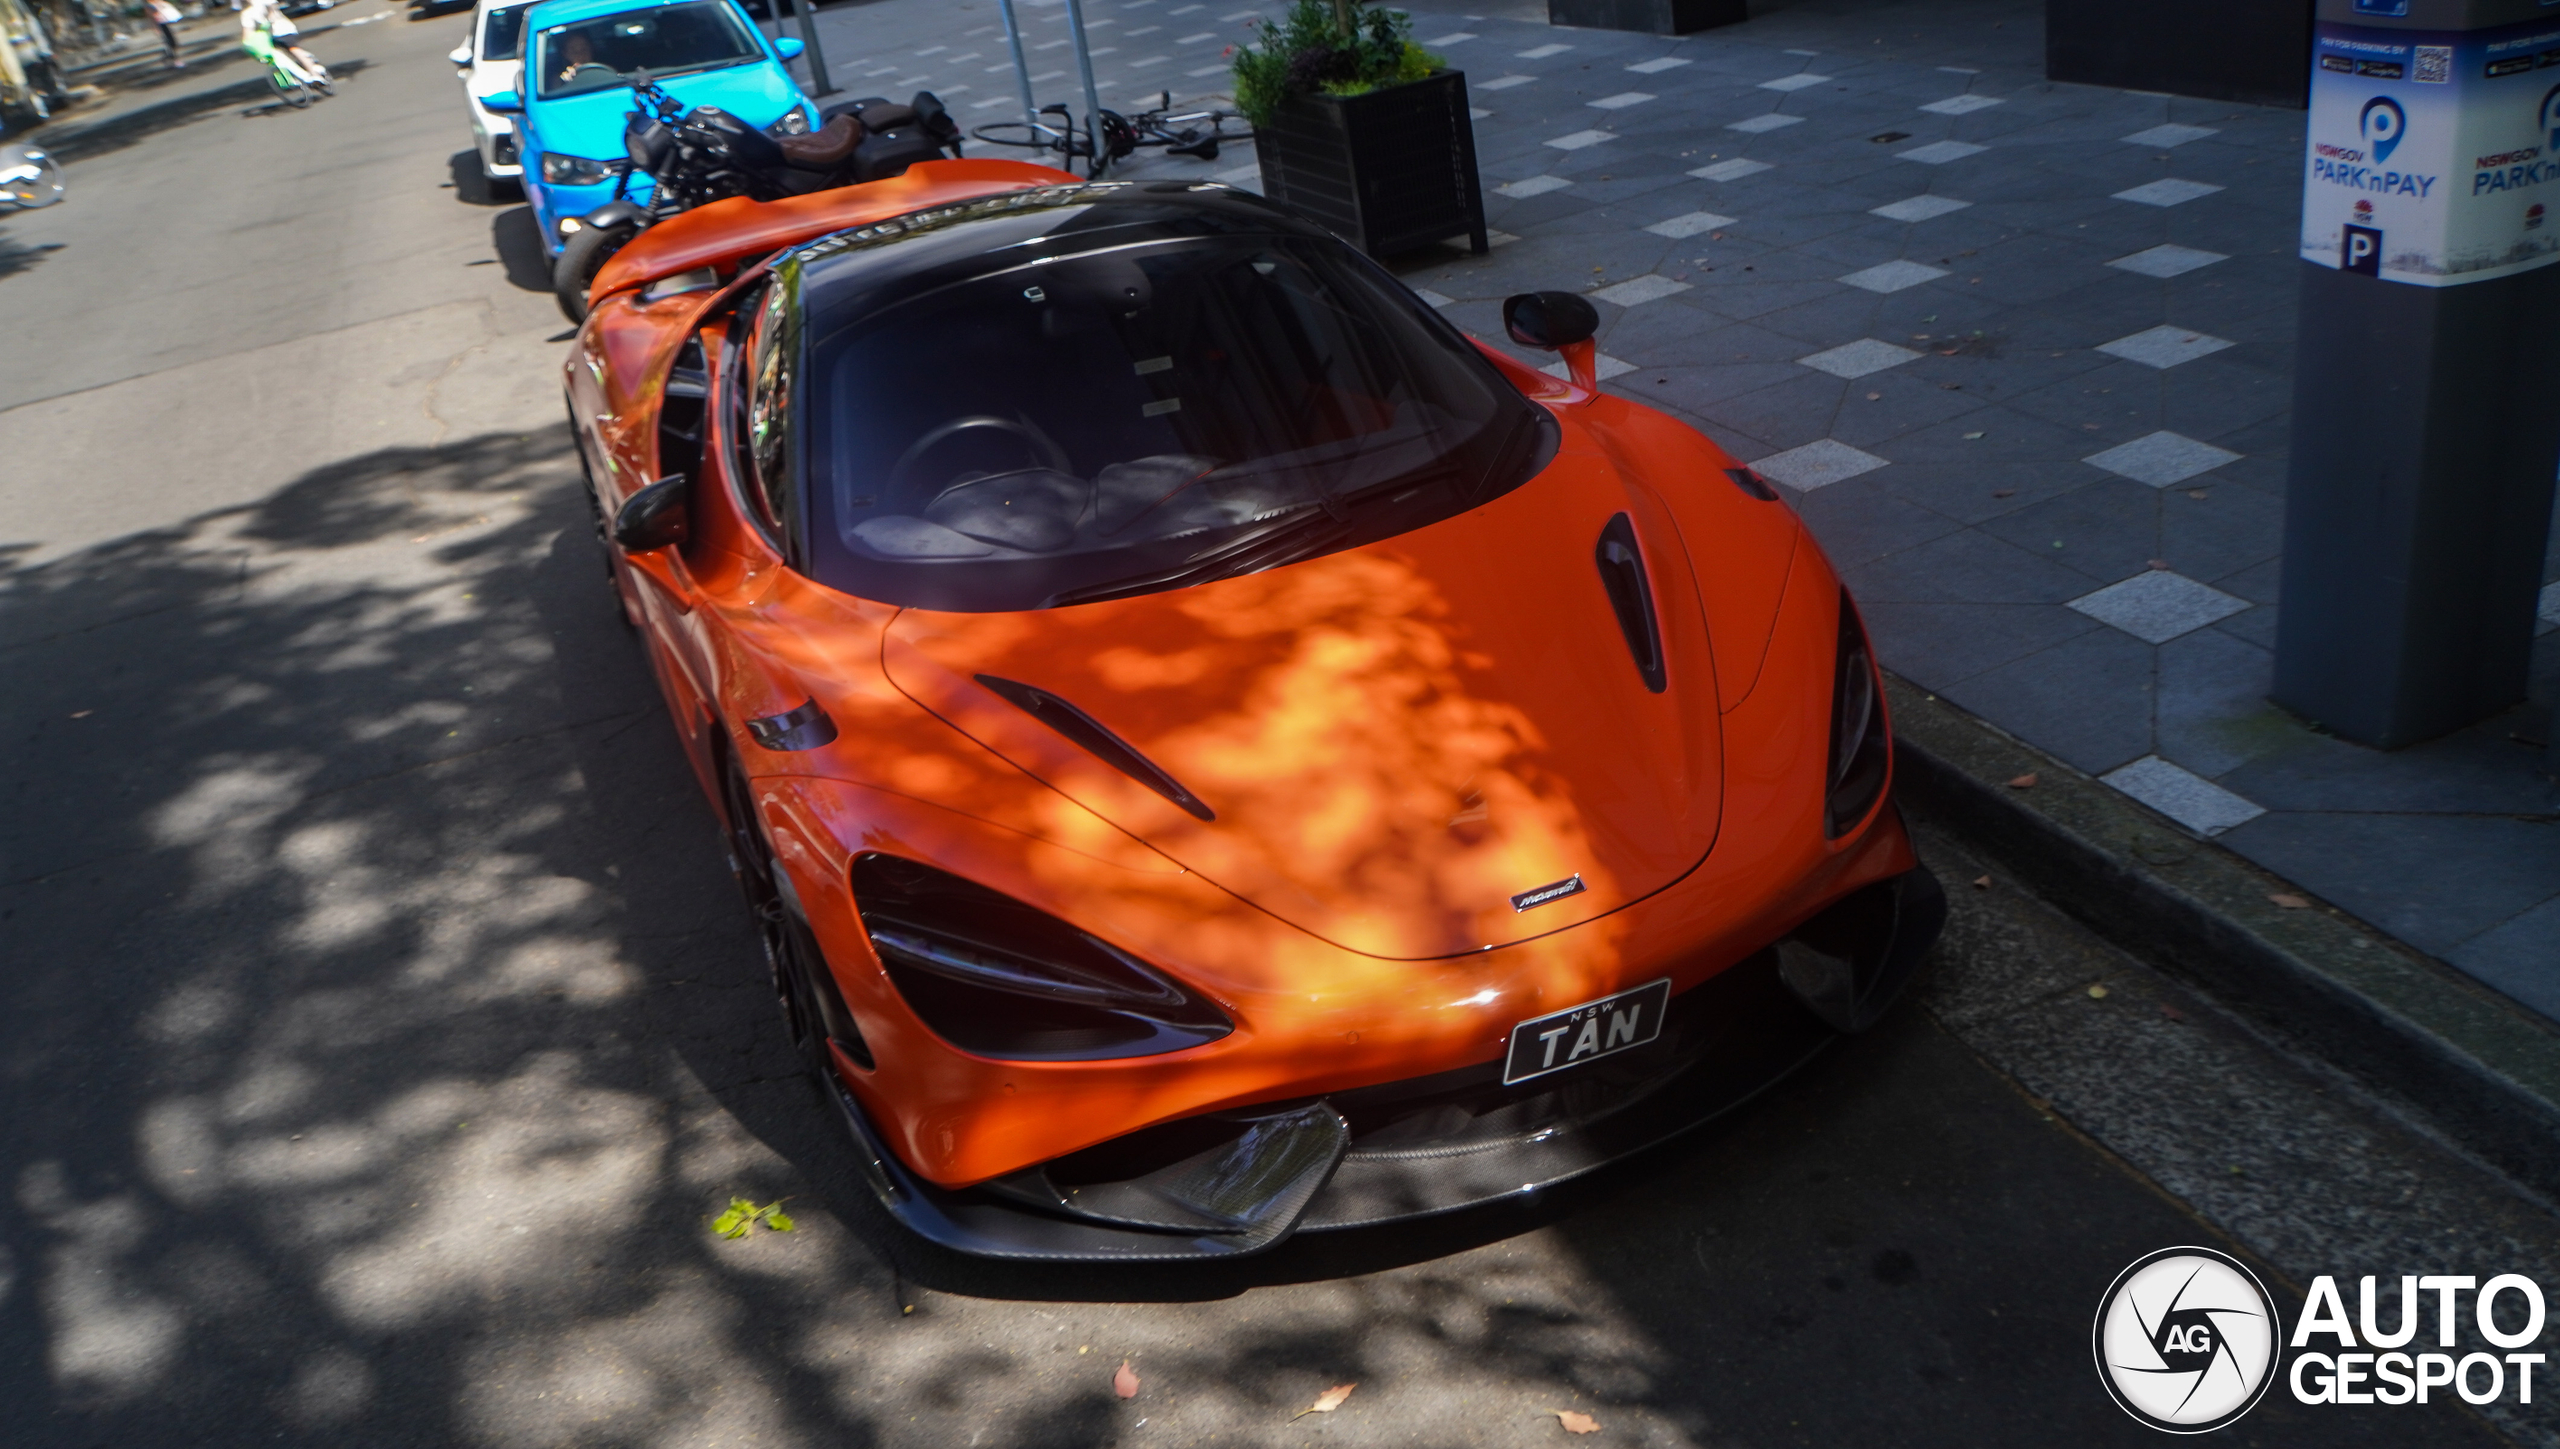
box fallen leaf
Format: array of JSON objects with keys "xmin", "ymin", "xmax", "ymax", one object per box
[
  {"xmin": 2268, "ymin": 893, "xmax": 2310, "ymax": 909},
  {"xmin": 2087, "ymin": 984, "xmax": 2110, "ymax": 1000},
  {"xmin": 2159, "ymin": 1003, "xmax": 2186, "ymax": 1022},
  {"xmin": 2148, "ymin": 558, "xmax": 2172, "ymax": 570},
  {"xmin": 2186, "ymin": 488, "xmax": 2210, "ymax": 500},
  {"xmin": 1962, "ymin": 430, "xmax": 1985, "ymax": 440},
  {"xmin": 1557, "ymin": 1410, "xmax": 1601, "ymax": 1434},
  {"xmin": 1971, "ymin": 874, "xmax": 1993, "ymax": 891},
  {"xmin": 1991, "ymin": 488, "xmax": 2016, "ymax": 498},
  {"xmin": 1296, "ymin": 1383, "xmax": 1357, "ymax": 1417},
  {"xmin": 1114, "ymin": 1360, "xmax": 1141, "ymax": 1399},
  {"xmin": 1865, "ymin": 391, "xmax": 1881, "ymax": 400},
  {"xmin": 68, "ymin": 709, "xmax": 93, "ymax": 719}
]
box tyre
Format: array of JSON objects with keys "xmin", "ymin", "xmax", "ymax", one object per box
[
  {"xmin": 553, "ymin": 219, "xmax": 640, "ymax": 324},
  {"xmin": 272, "ymin": 72, "xmax": 313, "ymax": 108},
  {"xmin": 718, "ymin": 759, "xmax": 867, "ymax": 1083}
]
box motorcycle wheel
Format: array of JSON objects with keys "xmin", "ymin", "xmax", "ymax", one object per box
[{"xmin": 553, "ymin": 220, "xmax": 642, "ymax": 324}]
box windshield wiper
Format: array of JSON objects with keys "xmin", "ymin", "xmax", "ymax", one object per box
[{"xmin": 1047, "ymin": 506, "xmax": 1353, "ymax": 608}]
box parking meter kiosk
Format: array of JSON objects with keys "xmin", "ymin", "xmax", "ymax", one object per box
[{"xmin": 2274, "ymin": 0, "xmax": 2560, "ymax": 748}]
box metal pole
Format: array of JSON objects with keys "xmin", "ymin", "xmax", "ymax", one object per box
[
  {"xmin": 993, "ymin": 0, "xmax": 1036, "ymax": 125},
  {"xmin": 778, "ymin": 0, "xmax": 835, "ymax": 98},
  {"xmin": 1059, "ymin": 0, "xmax": 1105, "ymax": 177}
]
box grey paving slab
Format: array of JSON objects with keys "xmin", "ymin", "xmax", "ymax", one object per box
[
  {"xmin": 2084, "ymin": 430, "xmax": 2240, "ymax": 487},
  {"xmin": 2159, "ymin": 481, "xmax": 2284, "ymax": 585},
  {"xmin": 2068, "ymin": 569, "xmax": 2252, "ymax": 644},
  {"xmin": 2153, "ymin": 627, "xmax": 2290, "ymax": 779},
  {"xmin": 1839, "ymin": 259, "xmax": 1950, "ymax": 293},
  {"xmin": 2103, "ymin": 755, "xmax": 2266, "ymax": 835},
  {"xmin": 1787, "ymin": 474, "xmax": 1969, "ymax": 567},
  {"xmin": 2108, "ymin": 243, "xmax": 2228, "ymax": 278},
  {"xmin": 1939, "ymin": 630, "xmax": 2160, "ymax": 775},
  {"xmin": 2098, "ymin": 324, "xmax": 2235, "ymax": 369},
  {"xmin": 2123, "ymin": 123, "xmax": 2220, "ymax": 148},
  {"xmin": 1897, "ymin": 139, "xmax": 1987, "ymax": 164},
  {"xmin": 2449, "ymin": 895, "xmax": 2560, "ymax": 1023},
  {"xmin": 1692, "ymin": 157, "xmax": 1776, "ymax": 180},
  {"xmin": 2222, "ymin": 811, "xmax": 2560, "ymax": 958},
  {"xmin": 1982, "ymin": 479, "xmax": 2164, "ymax": 585},
  {"xmin": 1749, "ymin": 436, "xmax": 1888, "ymax": 489},
  {"xmin": 1872, "ymin": 193, "xmax": 1975, "ymax": 222},
  {"xmin": 1801, "ymin": 337, "xmax": 1923, "ymax": 378}
]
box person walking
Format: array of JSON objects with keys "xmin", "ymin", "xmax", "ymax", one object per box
[{"xmin": 148, "ymin": 0, "xmax": 183, "ymax": 68}]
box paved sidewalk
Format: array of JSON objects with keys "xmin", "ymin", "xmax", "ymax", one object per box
[{"xmin": 798, "ymin": 0, "xmax": 2559, "ymax": 1024}]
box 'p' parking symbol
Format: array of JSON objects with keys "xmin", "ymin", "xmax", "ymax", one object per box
[{"xmin": 2342, "ymin": 224, "xmax": 2382, "ymax": 276}]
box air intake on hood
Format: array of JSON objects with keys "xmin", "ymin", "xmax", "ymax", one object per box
[
  {"xmin": 974, "ymin": 674, "xmax": 1216, "ymax": 821},
  {"xmin": 1594, "ymin": 514, "xmax": 1667, "ymax": 693}
]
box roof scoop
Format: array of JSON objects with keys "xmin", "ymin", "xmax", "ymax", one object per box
[
  {"xmin": 974, "ymin": 674, "xmax": 1216, "ymax": 820},
  {"xmin": 1595, "ymin": 513, "xmax": 1667, "ymax": 693}
]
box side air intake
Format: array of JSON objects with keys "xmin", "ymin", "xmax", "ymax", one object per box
[{"xmin": 1595, "ymin": 513, "xmax": 1668, "ymax": 693}]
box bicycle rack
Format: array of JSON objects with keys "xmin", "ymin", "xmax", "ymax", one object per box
[{"xmin": 994, "ymin": 0, "xmax": 1112, "ymax": 178}]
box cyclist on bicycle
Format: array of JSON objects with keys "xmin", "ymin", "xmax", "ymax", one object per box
[{"xmin": 240, "ymin": 0, "xmax": 327, "ymax": 88}]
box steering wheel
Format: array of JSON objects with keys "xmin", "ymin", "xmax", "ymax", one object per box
[
  {"xmin": 886, "ymin": 415, "xmax": 1070, "ymax": 498},
  {"xmin": 568, "ymin": 61, "xmax": 618, "ymax": 81}
]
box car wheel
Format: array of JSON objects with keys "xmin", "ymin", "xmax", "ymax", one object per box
[{"xmin": 719, "ymin": 758, "xmax": 866, "ymax": 1084}]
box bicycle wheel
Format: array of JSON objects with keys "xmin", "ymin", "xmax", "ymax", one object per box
[
  {"xmin": 970, "ymin": 121, "xmax": 1061, "ymax": 152},
  {"xmin": 270, "ymin": 69, "xmax": 313, "ymax": 108}
]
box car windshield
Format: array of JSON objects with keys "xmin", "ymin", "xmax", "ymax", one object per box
[
  {"xmin": 481, "ymin": 3, "xmax": 527, "ymax": 61},
  {"xmin": 531, "ymin": 1, "xmax": 761, "ymax": 98},
  {"xmin": 796, "ymin": 208, "xmax": 1552, "ymax": 612}
]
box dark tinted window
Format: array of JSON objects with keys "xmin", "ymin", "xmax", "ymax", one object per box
[
  {"xmin": 481, "ymin": 4, "xmax": 527, "ymax": 61},
  {"xmin": 797, "ymin": 212, "xmax": 1552, "ymax": 612},
  {"xmin": 532, "ymin": 1, "xmax": 762, "ymax": 99}
]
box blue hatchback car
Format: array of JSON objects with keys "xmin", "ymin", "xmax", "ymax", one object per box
[{"xmin": 485, "ymin": 0, "xmax": 816, "ymax": 257}]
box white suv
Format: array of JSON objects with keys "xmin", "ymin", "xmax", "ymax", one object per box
[{"xmin": 449, "ymin": 0, "xmax": 533, "ymax": 186}]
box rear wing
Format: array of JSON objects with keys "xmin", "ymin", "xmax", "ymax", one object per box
[{"xmin": 588, "ymin": 158, "xmax": 1082, "ymax": 305}]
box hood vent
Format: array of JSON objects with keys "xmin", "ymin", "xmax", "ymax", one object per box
[
  {"xmin": 1595, "ymin": 513, "xmax": 1667, "ymax": 693},
  {"xmin": 974, "ymin": 674, "xmax": 1216, "ymax": 821}
]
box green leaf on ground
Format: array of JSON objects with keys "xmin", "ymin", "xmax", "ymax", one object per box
[{"xmin": 712, "ymin": 1196, "xmax": 794, "ymax": 1239}]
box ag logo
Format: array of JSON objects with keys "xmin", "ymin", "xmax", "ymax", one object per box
[
  {"xmin": 2362, "ymin": 96, "xmax": 2407, "ymax": 163},
  {"xmin": 2094, "ymin": 1246, "xmax": 2281, "ymax": 1433}
]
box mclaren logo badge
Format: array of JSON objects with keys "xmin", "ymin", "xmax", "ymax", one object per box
[{"xmin": 1509, "ymin": 874, "xmax": 1587, "ymax": 913}]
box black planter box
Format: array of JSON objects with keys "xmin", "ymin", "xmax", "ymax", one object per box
[
  {"xmin": 1256, "ymin": 70, "xmax": 1488, "ymax": 259},
  {"xmin": 1546, "ymin": 0, "xmax": 1743, "ymax": 37},
  {"xmin": 2046, "ymin": 0, "xmax": 2312, "ymax": 109}
]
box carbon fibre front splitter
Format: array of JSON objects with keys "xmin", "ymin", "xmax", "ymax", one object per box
[{"xmin": 824, "ymin": 864, "xmax": 1943, "ymax": 1261}]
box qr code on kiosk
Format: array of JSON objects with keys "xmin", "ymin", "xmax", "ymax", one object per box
[{"xmin": 2413, "ymin": 45, "xmax": 2451, "ymax": 82}]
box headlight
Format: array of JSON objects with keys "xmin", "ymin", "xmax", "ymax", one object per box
[
  {"xmin": 772, "ymin": 108, "xmax": 809, "ymax": 136},
  {"xmin": 852, "ymin": 854, "xmax": 1233, "ymax": 1062},
  {"xmin": 538, "ymin": 152, "xmax": 626, "ymax": 186},
  {"xmin": 1823, "ymin": 590, "xmax": 1891, "ymax": 837}
]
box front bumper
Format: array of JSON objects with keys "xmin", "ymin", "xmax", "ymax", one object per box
[{"xmin": 825, "ymin": 863, "xmax": 1946, "ymax": 1260}]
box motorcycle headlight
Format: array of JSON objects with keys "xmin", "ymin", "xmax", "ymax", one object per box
[
  {"xmin": 1823, "ymin": 590, "xmax": 1891, "ymax": 838},
  {"xmin": 772, "ymin": 108, "xmax": 809, "ymax": 136},
  {"xmin": 852, "ymin": 854, "xmax": 1233, "ymax": 1062},
  {"xmin": 538, "ymin": 152, "xmax": 626, "ymax": 186}
]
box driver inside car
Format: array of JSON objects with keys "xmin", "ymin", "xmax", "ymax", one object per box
[{"xmin": 553, "ymin": 30, "xmax": 599, "ymax": 84}]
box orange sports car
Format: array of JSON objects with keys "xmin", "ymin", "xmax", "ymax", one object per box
[{"xmin": 564, "ymin": 159, "xmax": 1944, "ymax": 1259}]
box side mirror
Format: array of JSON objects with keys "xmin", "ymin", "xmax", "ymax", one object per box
[
  {"xmin": 482, "ymin": 89, "xmax": 522, "ymax": 113},
  {"xmin": 613, "ymin": 474, "xmax": 691, "ymax": 552},
  {"xmin": 775, "ymin": 35, "xmax": 805, "ymax": 60},
  {"xmin": 1502, "ymin": 291, "xmax": 1600, "ymax": 350},
  {"xmin": 448, "ymin": 43, "xmax": 472, "ymax": 66}
]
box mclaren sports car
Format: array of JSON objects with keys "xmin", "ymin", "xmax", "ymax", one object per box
[{"xmin": 562, "ymin": 159, "xmax": 1947, "ymax": 1260}]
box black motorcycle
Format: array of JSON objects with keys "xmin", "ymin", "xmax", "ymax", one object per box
[{"xmin": 554, "ymin": 73, "xmax": 963, "ymax": 322}]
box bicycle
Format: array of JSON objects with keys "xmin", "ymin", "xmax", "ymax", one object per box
[
  {"xmin": 243, "ymin": 30, "xmax": 330, "ymax": 109},
  {"xmin": 971, "ymin": 95, "xmax": 1246, "ymax": 176}
]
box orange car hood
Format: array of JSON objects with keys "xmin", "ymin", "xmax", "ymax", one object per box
[{"xmin": 878, "ymin": 436, "xmax": 1725, "ymax": 960}]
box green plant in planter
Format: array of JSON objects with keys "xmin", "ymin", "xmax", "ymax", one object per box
[{"xmin": 1231, "ymin": 0, "xmax": 1442, "ymax": 128}]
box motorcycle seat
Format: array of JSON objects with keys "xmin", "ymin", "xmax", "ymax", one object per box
[{"xmin": 779, "ymin": 112, "xmax": 863, "ymax": 170}]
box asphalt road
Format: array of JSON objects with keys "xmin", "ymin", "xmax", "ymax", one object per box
[{"xmin": 1, "ymin": 10, "xmax": 2554, "ymax": 1448}]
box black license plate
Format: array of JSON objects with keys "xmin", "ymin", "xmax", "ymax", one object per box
[{"xmin": 1502, "ymin": 978, "xmax": 1672, "ymax": 1085}]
